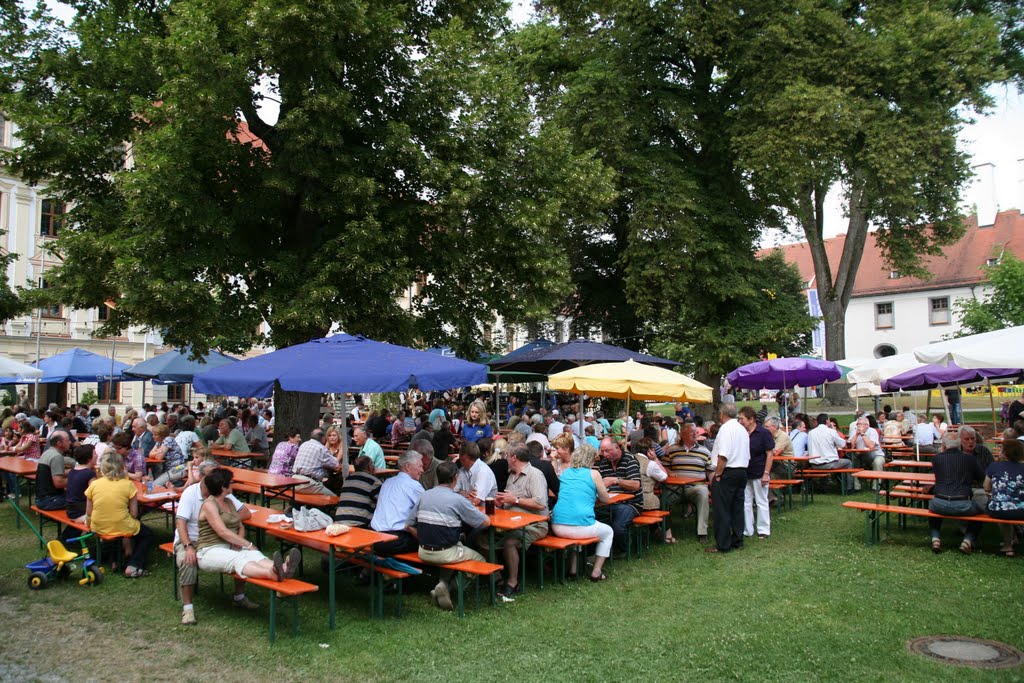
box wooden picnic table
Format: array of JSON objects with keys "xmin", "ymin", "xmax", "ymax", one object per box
[
  {"xmin": 224, "ymin": 466, "xmax": 304, "ymax": 507},
  {"xmin": 210, "ymin": 447, "xmax": 268, "ymax": 467},
  {"xmin": 658, "ymin": 475, "xmax": 707, "ymax": 510},
  {"xmin": 854, "ymin": 469, "xmax": 936, "ymax": 534},
  {"xmin": 483, "ymin": 507, "xmax": 549, "ymax": 603},
  {"xmin": 134, "ymin": 480, "xmax": 180, "ymax": 519},
  {"xmin": 885, "ymin": 460, "xmax": 933, "ymax": 470},
  {"xmin": 242, "ymin": 504, "xmax": 397, "ymax": 627},
  {"xmin": 0, "ymin": 455, "xmax": 37, "ymax": 528}
]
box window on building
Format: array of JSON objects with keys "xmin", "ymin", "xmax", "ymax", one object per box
[
  {"xmin": 97, "ymin": 303, "xmax": 111, "ymax": 321},
  {"xmin": 888, "ymin": 270, "xmax": 902, "ymax": 279},
  {"xmin": 874, "ymin": 343, "xmax": 897, "ymax": 358},
  {"xmin": 0, "ymin": 112, "xmax": 6, "ymax": 147},
  {"xmin": 166, "ymin": 384, "xmax": 185, "ymax": 402},
  {"xmin": 875, "ymin": 302, "xmax": 894, "ymax": 329},
  {"xmin": 986, "ymin": 257, "xmax": 1001, "ymax": 267},
  {"xmin": 97, "ymin": 381, "xmax": 120, "ymax": 403},
  {"xmin": 929, "ymin": 297, "xmax": 951, "ymax": 326},
  {"xmin": 39, "ymin": 279, "xmax": 62, "ymax": 318},
  {"xmin": 40, "ymin": 199, "xmax": 65, "ymax": 237}
]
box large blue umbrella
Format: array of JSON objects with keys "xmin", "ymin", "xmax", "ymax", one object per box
[
  {"xmin": 124, "ymin": 346, "xmax": 238, "ymax": 384},
  {"xmin": 192, "ymin": 333, "xmax": 488, "ymax": 398},
  {"xmin": 17, "ymin": 347, "xmax": 135, "ymax": 383},
  {"xmin": 487, "ymin": 338, "xmax": 678, "ymax": 375}
]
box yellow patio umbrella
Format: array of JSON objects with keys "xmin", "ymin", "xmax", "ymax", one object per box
[{"xmin": 548, "ymin": 359, "xmax": 712, "ymax": 433}]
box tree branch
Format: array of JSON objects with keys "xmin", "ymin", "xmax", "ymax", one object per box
[
  {"xmin": 834, "ymin": 170, "xmax": 870, "ymax": 309},
  {"xmin": 238, "ymin": 100, "xmax": 275, "ymax": 151}
]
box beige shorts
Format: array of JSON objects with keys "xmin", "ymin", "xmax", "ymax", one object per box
[{"xmin": 196, "ymin": 545, "xmax": 268, "ymax": 578}]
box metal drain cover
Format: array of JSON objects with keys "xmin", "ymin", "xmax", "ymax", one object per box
[{"xmin": 908, "ymin": 636, "xmax": 1023, "ymax": 669}]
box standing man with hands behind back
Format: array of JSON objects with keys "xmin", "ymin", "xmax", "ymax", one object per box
[{"xmin": 706, "ymin": 403, "xmax": 750, "ymax": 553}]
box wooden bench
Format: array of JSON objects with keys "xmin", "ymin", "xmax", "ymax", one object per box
[
  {"xmin": 286, "ymin": 538, "xmax": 415, "ymax": 617},
  {"xmin": 879, "ymin": 490, "xmax": 933, "ymax": 506},
  {"xmin": 630, "ymin": 515, "xmax": 663, "ymax": 558},
  {"xmin": 158, "ymin": 542, "xmax": 318, "ymax": 642},
  {"xmin": 768, "ymin": 479, "xmax": 806, "ymax": 510},
  {"xmin": 32, "ymin": 505, "xmax": 131, "ymax": 567},
  {"xmin": 292, "ymin": 491, "xmax": 340, "ymax": 509},
  {"xmin": 842, "ymin": 500, "xmax": 1024, "ymax": 546},
  {"xmin": 391, "ymin": 551, "xmax": 504, "ymax": 617},
  {"xmin": 800, "ymin": 468, "xmax": 863, "ymax": 495},
  {"xmin": 530, "ymin": 535, "xmax": 599, "ymax": 587}
]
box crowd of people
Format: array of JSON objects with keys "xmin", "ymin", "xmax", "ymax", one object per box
[{"xmin": 3, "ymin": 390, "xmax": 1022, "ymax": 624}]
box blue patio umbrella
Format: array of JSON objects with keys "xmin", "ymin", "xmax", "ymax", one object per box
[
  {"xmin": 487, "ymin": 338, "xmax": 678, "ymax": 375},
  {"xmin": 192, "ymin": 333, "xmax": 488, "ymax": 398},
  {"xmin": 17, "ymin": 347, "xmax": 135, "ymax": 383},
  {"xmin": 124, "ymin": 346, "xmax": 238, "ymax": 384}
]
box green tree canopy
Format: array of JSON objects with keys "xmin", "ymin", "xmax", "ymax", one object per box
[
  {"xmin": 728, "ymin": 0, "xmax": 1007, "ymax": 379},
  {"xmin": 0, "ymin": 0, "xmax": 613, "ymax": 361},
  {"xmin": 515, "ymin": 1, "xmax": 814, "ymax": 402},
  {"xmin": 955, "ymin": 252, "xmax": 1024, "ymax": 335}
]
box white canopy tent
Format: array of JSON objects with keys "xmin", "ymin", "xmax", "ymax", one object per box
[{"xmin": 913, "ymin": 325, "xmax": 1024, "ymax": 369}]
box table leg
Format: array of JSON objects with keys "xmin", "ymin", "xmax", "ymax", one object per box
[
  {"xmin": 328, "ymin": 546, "xmax": 336, "ymax": 629},
  {"xmin": 487, "ymin": 526, "xmax": 496, "ymax": 607}
]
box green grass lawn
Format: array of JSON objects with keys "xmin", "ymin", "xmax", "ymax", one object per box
[{"xmin": 1, "ymin": 490, "xmax": 1021, "ymax": 682}]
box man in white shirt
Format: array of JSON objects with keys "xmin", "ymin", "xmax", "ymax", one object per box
[
  {"xmin": 789, "ymin": 419, "xmax": 809, "ymax": 457},
  {"xmin": 174, "ymin": 461, "xmax": 257, "ymax": 625},
  {"xmin": 370, "ymin": 451, "xmax": 425, "ymax": 556},
  {"xmin": 847, "ymin": 416, "xmax": 884, "ymax": 491},
  {"xmin": 546, "ymin": 410, "xmax": 565, "ymax": 442},
  {"xmin": 706, "ymin": 403, "xmax": 750, "ymax": 553},
  {"xmin": 453, "ymin": 441, "xmax": 498, "ymax": 504},
  {"xmin": 808, "ymin": 413, "xmax": 851, "ymax": 469},
  {"xmin": 914, "ymin": 419, "xmax": 940, "ymax": 453}
]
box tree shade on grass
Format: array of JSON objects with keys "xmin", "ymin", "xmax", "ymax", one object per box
[{"xmin": 0, "ymin": 490, "xmax": 1020, "ymax": 681}]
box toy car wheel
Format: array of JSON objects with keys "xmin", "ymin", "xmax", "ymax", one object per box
[
  {"xmin": 86, "ymin": 567, "xmax": 103, "ymax": 585},
  {"xmin": 27, "ymin": 571, "xmax": 48, "ymax": 590}
]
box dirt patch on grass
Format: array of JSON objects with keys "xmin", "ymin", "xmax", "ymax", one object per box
[{"xmin": 0, "ymin": 595, "xmax": 287, "ymax": 683}]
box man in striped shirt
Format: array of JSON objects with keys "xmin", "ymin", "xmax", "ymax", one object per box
[
  {"xmin": 662, "ymin": 423, "xmax": 714, "ymax": 543},
  {"xmin": 595, "ymin": 438, "xmax": 643, "ymax": 554},
  {"xmin": 333, "ymin": 456, "xmax": 381, "ymax": 527}
]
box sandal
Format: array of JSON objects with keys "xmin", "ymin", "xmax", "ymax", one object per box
[
  {"xmin": 931, "ymin": 539, "xmax": 942, "ymax": 554},
  {"xmin": 124, "ymin": 567, "xmax": 150, "ymax": 578},
  {"xmin": 589, "ymin": 573, "xmax": 607, "ymax": 582},
  {"xmin": 282, "ymin": 548, "xmax": 301, "ymax": 580},
  {"xmin": 272, "ymin": 550, "xmax": 285, "ymax": 581},
  {"xmin": 664, "ymin": 536, "xmax": 679, "ymax": 545},
  {"xmin": 959, "ymin": 539, "xmax": 974, "ymax": 555}
]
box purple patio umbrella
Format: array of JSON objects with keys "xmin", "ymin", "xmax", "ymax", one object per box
[
  {"xmin": 726, "ymin": 357, "xmax": 842, "ymax": 390},
  {"xmin": 881, "ymin": 362, "xmax": 1022, "ymax": 392}
]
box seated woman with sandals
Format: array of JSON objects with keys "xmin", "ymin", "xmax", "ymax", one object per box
[{"xmin": 196, "ymin": 467, "xmax": 300, "ymax": 582}]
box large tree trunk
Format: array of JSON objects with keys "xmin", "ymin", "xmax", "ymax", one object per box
[
  {"xmin": 272, "ymin": 381, "xmax": 322, "ymax": 449},
  {"xmin": 694, "ymin": 362, "xmax": 721, "ymax": 422},
  {"xmin": 820, "ymin": 295, "xmax": 852, "ymax": 407}
]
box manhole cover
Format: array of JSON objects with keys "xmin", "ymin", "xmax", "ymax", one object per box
[{"xmin": 908, "ymin": 636, "xmax": 1023, "ymax": 669}]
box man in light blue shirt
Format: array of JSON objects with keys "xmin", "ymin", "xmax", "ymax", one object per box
[
  {"xmin": 354, "ymin": 426, "xmax": 386, "ymax": 469},
  {"xmin": 370, "ymin": 451, "xmax": 424, "ymax": 555},
  {"xmin": 789, "ymin": 419, "xmax": 808, "ymax": 458}
]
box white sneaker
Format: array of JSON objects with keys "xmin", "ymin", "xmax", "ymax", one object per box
[
  {"xmin": 181, "ymin": 610, "xmax": 196, "ymax": 625},
  {"xmin": 431, "ymin": 581, "xmax": 453, "ymax": 611}
]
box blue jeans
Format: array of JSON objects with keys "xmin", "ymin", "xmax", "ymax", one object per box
[
  {"xmin": 928, "ymin": 497, "xmax": 982, "ymax": 542},
  {"xmin": 606, "ymin": 503, "xmax": 638, "ymax": 553}
]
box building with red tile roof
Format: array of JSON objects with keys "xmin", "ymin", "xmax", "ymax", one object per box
[{"xmin": 765, "ymin": 209, "xmax": 1023, "ymax": 360}]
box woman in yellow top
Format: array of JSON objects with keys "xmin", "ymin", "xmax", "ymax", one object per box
[{"xmin": 85, "ymin": 450, "xmax": 154, "ymax": 578}]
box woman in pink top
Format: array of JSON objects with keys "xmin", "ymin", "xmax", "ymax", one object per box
[
  {"xmin": 268, "ymin": 427, "xmax": 301, "ymax": 476},
  {"xmin": 13, "ymin": 420, "xmax": 41, "ymax": 460}
]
